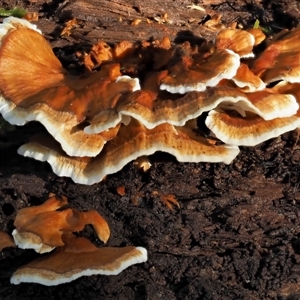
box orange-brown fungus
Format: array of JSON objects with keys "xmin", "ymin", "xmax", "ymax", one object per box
[
  {"xmin": 215, "ymin": 28, "xmax": 255, "ymax": 57},
  {"xmin": 1, "ymin": 17, "xmax": 300, "ymax": 186},
  {"xmin": 18, "ymin": 119, "xmax": 240, "ymax": 185},
  {"xmin": 251, "ymin": 27, "xmax": 300, "ymax": 83},
  {"xmin": 206, "ymin": 110, "xmax": 300, "ymax": 146},
  {"xmin": 0, "ymin": 27, "xmax": 138, "ymax": 157},
  {"xmin": 160, "ymin": 48, "xmax": 240, "ymax": 93},
  {"xmin": 12, "ymin": 195, "xmax": 110, "ymax": 253},
  {"xmin": 11, "ymin": 232, "xmax": 147, "ymax": 286}
]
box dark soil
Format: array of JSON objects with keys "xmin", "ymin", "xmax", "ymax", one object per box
[{"xmin": 1, "ymin": 0, "xmax": 300, "ymax": 299}]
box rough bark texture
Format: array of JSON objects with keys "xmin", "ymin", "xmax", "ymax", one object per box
[{"xmin": 1, "ymin": 0, "xmax": 300, "ymax": 299}]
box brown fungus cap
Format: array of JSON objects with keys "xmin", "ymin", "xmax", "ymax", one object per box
[
  {"xmin": 11, "ymin": 233, "xmax": 147, "ymax": 286},
  {"xmin": 18, "ymin": 119, "xmax": 240, "ymax": 185},
  {"xmin": 242, "ymin": 89, "xmax": 298, "ymax": 120},
  {"xmin": 0, "ymin": 231, "xmax": 15, "ymax": 251},
  {"xmin": 231, "ymin": 63, "xmax": 265, "ymax": 92},
  {"xmin": 205, "ymin": 109, "xmax": 300, "ymax": 146},
  {"xmin": 160, "ymin": 49, "xmax": 240, "ymax": 94},
  {"xmin": 87, "ymin": 71, "xmax": 296, "ymax": 133},
  {"xmin": 0, "ymin": 25, "xmax": 139, "ymax": 156},
  {"xmin": 215, "ymin": 28, "xmax": 256, "ymax": 58},
  {"xmin": 12, "ymin": 195, "xmax": 110, "ymax": 253},
  {"xmin": 124, "ymin": 75, "xmax": 297, "ymax": 127},
  {"xmin": 251, "ymin": 27, "xmax": 300, "ymax": 83}
]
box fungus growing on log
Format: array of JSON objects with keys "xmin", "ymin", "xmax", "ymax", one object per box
[
  {"xmin": 120, "ymin": 82, "xmax": 298, "ymax": 128},
  {"xmin": 12, "ymin": 195, "xmax": 110, "ymax": 253},
  {"xmin": 11, "ymin": 233, "xmax": 147, "ymax": 286},
  {"xmin": 18, "ymin": 119, "xmax": 240, "ymax": 185},
  {"xmin": 1, "ymin": 16, "xmax": 300, "ymax": 185},
  {"xmin": 86, "ymin": 71, "xmax": 299, "ymax": 134},
  {"xmin": 10, "ymin": 197, "xmax": 147, "ymax": 286},
  {"xmin": 251, "ymin": 27, "xmax": 300, "ymax": 83},
  {"xmin": 0, "ymin": 17, "xmax": 139, "ymax": 157}
]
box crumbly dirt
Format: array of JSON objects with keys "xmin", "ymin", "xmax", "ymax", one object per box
[{"xmin": 1, "ymin": 0, "xmax": 300, "ymax": 299}]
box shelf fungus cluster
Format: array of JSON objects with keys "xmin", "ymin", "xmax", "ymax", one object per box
[
  {"xmin": 1, "ymin": 17, "xmax": 300, "ymax": 184},
  {"xmin": 0, "ymin": 195, "xmax": 147, "ymax": 286}
]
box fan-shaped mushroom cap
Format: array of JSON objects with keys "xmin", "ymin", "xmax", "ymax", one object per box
[
  {"xmin": 231, "ymin": 63, "xmax": 265, "ymax": 92},
  {"xmin": 86, "ymin": 69, "xmax": 298, "ymax": 135},
  {"xmin": 215, "ymin": 28, "xmax": 255, "ymax": 58},
  {"xmin": 242, "ymin": 89, "xmax": 298, "ymax": 120},
  {"xmin": 0, "ymin": 231, "xmax": 15, "ymax": 251},
  {"xmin": 0, "ymin": 26, "xmax": 138, "ymax": 156},
  {"xmin": 160, "ymin": 49, "xmax": 240, "ymax": 94},
  {"xmin": 12, "ymin": 195, "xmax": 110, "ymax": 253},
  {"xmin": 18, "ymin": 119, "xmax": 240, "ymax": 185},
  {"xmin": 126, "ymin": 74, "xmax": 299, "ymax": 127},
  {"xmin": 251, "ymin": 27, "xmax": 300, "ymax": 83},
  {"xmin": 205, "ymin": 109, "xmax": 300, "ymax": 146},
  {"xmin": 11, "ymin": 233, "xmax": 147, "ymax": 286}
]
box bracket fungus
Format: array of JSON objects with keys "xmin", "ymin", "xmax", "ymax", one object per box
[
  {"xmin": 9, "ymin": 198, "xmax": 147, "ymax": 286},
  {"xmin": 11, "ymin": 232, "xmax": 147, "ymax": 286},
  {"xmin": 12, "ymin": 195, "xmax": 110, "ymax": 253},
  {"xmin": 0, "ymin": 16, "xmax": 300, "ymax": 184},
  {"xmin": 206, "ymin": 110, "xmax": 300, "ymax": 146},
  {"xmin": 230, "ymin": 63, "xmax": 266, "ymax": 92},
  {"xmin": 214, "ymin": 28, "xmax": 256, "ymax": 58},
  {"xmin": 251, "ymin": 27, "xmax": 300, "ymax": 84},
  {"xmin": 18, "ymin": 119, "xmax": 240, "ymax": 185},
  {"xmin": 0, "ymin": 18, "xmax": 139, "ymax": 157},
  {"xmin": 84, "ymin": 69, "xmax": 299, "ymax": 134},
  {"xmin": 160, "ymin": 49, "xmax": 240, "ymax": 94}
]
